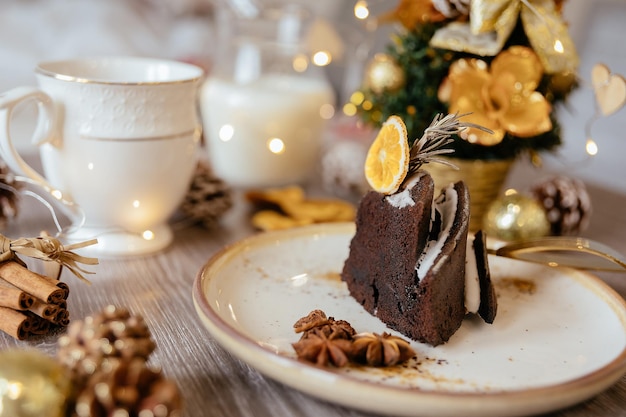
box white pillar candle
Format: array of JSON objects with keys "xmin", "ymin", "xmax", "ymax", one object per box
[{"xmin": 201, "ymin": 73, "xmax": 334, "ymax": 188}]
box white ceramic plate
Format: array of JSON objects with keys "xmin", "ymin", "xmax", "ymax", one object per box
[{"xmin": 193, "ymin": 223, "xmax": 626, "ymax": 417}]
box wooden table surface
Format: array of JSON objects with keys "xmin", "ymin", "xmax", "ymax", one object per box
[{"xmin": 1, "ymin": 158, "xmax": 625, "ymax": 417}]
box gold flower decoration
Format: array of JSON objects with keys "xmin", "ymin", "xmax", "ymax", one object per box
[
  {"xmin": 377, "ymin": 0, "xmax": 447, "ymax": 29},
  {"xmin": 438, "ymin": 46, "xmax": 552, "ymax": 146}
]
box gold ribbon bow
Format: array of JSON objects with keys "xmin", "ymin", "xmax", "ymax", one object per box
[
  {"xmin": 0, "ymin": 234, "xmax": 98, "ymax": 283},
  {"xmin": 430, "ymin": 0, "xmax": 579, "ymax": 74}
]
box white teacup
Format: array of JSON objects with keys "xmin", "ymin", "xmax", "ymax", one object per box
[{"xmin": 0, "ymin": 57, "xmax": 204, "ymax": 256}]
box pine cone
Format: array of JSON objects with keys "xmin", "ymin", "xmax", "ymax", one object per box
[
  {"xmin": 57, "ymin": 305, "xmax": 156, "ymax": 385},
  {"xmin": 0, "ymin": 159, "xmax": 21, "ymax": 227},
  {"xmin": 72, "ymin": 357, "xmax": 182, "ymax": 417},
  {"xmin": 530, "ymin": 176, "xmax": 592, "ymax": 235},
  {"xmin": 180, "ymin": 161, "xmax": 233, "ymax": 228}
]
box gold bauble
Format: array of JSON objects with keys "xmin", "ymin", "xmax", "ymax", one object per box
[
  {"xmin": 364, "ymin": 53, "xmax": 405, "ymax": 94},
  {"xmin": 0, "ymin": 350, "xmax": 70, "ymax": 417},
  {"xmin": 483, "ymin": 193, "xmax": 550, "ymax": 242}
]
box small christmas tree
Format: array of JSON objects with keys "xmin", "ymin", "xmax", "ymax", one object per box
[{"xmin": 352, "ymin": 0, "xmax": 579, "ymax": 161}]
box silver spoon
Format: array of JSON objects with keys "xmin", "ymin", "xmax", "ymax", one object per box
[{"xmin": 488, "ymin": 236, "xmax": 626, "ymax": 272}]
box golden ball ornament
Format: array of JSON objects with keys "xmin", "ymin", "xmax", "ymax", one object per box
[
  {"xmin": 483, "ymin": 193, "xmax": 550, "ymax": 241},
  {"xmin": 364, "ymin": 53, "xmax": 405, "ymax": 94},
  {"xmin": 0, "ymin": 349, "xmax": 70, "ymax": 417}
]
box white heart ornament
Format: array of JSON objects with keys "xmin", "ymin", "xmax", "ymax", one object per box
[{"xmin": 591, "ymin": 63, "xmax": 626, "ymax": 116}]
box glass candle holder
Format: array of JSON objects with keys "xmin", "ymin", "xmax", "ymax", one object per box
[{"xmin": 200, "ymin": 5, "xmax": 335, "ymax": 188}]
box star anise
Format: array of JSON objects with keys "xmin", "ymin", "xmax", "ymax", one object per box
[
  {"xmin": 293, "ymin": 309, "xmax": 329, "ymax": 333},
  {"xmin": 351, "ymin": 332, "xmax": 415, "ymax": 367},
  {"xmin": 292, "ymin": 311, "xmax": 417, "ymax": 368},
  {"xmin": 292, "ymin": 328, "xmax": 353, "ymax": 367},
  {"xmin": 294, "ymin": 310, "xmax": 355, "ymax": 341}
]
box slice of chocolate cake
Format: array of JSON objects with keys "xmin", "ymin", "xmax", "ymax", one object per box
[
  {"xmin": 342, "ymin": 174, "xmax": 471, "ymax": 346},
  {"xmin": 341, "ymin": 172, "xmax": 434, "ymax": 318},
  {"xmin": 412, "ymin": 180, "xmax": 470, "ymax": 345},
  {"xmin": 342, "ymin": 113, "xmax": 497, "ymax": 346}
]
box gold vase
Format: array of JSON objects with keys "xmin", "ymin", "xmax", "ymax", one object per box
[{"xmin": 428, "ymin": 157, "xmax": 514, "ymax": 232}]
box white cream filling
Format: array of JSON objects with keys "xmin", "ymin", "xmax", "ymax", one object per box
[
  {"xmin": 464, "ymin": 240, "xmax": 480, "ymax": 314},
  {"xmin": 386, "ymin": 172, "xmax": 425, "ymax": 209},
  {"xmin": 415, "ymin": 186, "xmax": 457, "ymax": 280},
  {"xmin": 413, "ymin": 185, "xmax": 482, "ymax": 314}
]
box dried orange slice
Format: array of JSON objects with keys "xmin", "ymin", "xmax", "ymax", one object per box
[{"xmin": 364, "ymin": 115, "xmax": 409, "ymax": 194}]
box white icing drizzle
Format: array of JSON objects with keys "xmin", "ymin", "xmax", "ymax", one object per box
[
  {"xmin": 464, "ymin": 239, "xmax": 480, "ymax": 314},
  {"xmin": 385, "ymin": 172, "xmax": 425, "ymax": 208},
  {"xmin": 415, "ymin": 186, "xmax": 457, "ymax": 280}
]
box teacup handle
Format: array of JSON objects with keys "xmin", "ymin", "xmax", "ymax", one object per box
[{"xmin": 0, "ymin": 86, "xmax": 81, "ymax": 220}]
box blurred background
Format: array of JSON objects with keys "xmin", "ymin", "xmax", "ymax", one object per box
[{"xmin": 0, "ymin": 0, "xmax": 624, "ymax": 192}]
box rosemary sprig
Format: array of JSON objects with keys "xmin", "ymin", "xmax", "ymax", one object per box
[{"xmin": 407, "ymin": 113, "xmax": 493, "ymax": 176}]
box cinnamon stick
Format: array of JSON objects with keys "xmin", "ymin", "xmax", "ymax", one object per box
[
  {"xmin": 24, "ymin": 312, "xmax": 51, "ymax": 335},
  {"xmin": 0, "ymin": 286, "xmax": 34, "ymax": 310},
  {"xmin": 39, "ymin": 273, "xmax": 69, "ymax": 300},
  {"xmin": 0, "ymin": 306, "xmax": 29, "ymax": 340},
  {"xmin": 55, "ymin": 309, "xmax": 70, "ymax": 327},
  {"xmin": 0, "ymin": 261, "xmax": 65, "ymax": 303},
  {"xmin": 42, "ymin": 259, "xmax": 62, "ymax": 280},
  {"xmin": 29, "ymin": 299, "xmax": 60, "ymax": 322}
]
